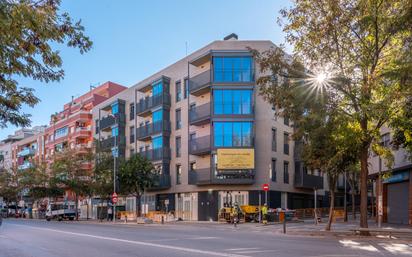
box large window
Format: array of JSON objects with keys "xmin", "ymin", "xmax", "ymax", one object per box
[
  {"xmin": 214, "ymin": 89, "xmax": 252, "ymax": 115},
  {"xmin": 176, "ymin": 109, "xmax": 182, "ymax": 130},
  {"xmin": 272, "ymin": 128, "xmax": 277, "ymax": 151},
  {"xmin": 111, "ymin": 126, "xmax": 118, "ymax": 137},
  {"xmin": 54, "ymin": 126, "xmax": 68, "ymax": 139},
  {"xmin": 176, "ymin": 136, "xmax": 181, "ymax": 157},
  {"xmin": 214, "ymin": 56, "xmax": 253, "ymax": 82},
  {"xmin": 175, "ymin": 81, "xmax": 182, "ymax": 102},
  {"xmin": 214, "ymin": 122, "xmax": 253, "ymax": 147},
  {"xmin": 130, "ymin": 126, "xmax": 135, "ymax": 144},
  {"xmin": 284, "ymin": 133, "xmax": 289, "ymax": 155},
  {"xmin": 271, "ymin": 159, "xmax": 277, "ymax": 182},
  {"xmin": 129, "ymin": 103, "xmax": 135, "ymax": 120},
  {"xmin": 111, "ymin": 103, "xmax": 119, "ymax": 115},
  {"xmin": 283, "ymin": 161, "xmax": 289, "ymax": 184},
  {"xmin": 152, "ymin": 109, "xmax": 163, "ymax": 123},
  {"xmin": 152, "ymin": 136, "xmax": 163, "ymax": 149},
  {"xmin": 176, "ymin": 164, "xmax": 182, "ymax": 185},
  {"xmin": 184, "ymin": 78, "xmax": 189, "ymax": 99},
  {"xmin": 152, "ymin": 81, "xmax": 163, "ymax": 96}
]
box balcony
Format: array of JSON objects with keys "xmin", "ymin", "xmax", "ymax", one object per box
[
  {"xmin": 72, "ymin": 127, "xmax": 92, "ymax": 139},
  {"xmin": 136, "ymin": 121, "xmax": 171, "ymax": 141},
  {"xmin": 138, "ymin": 147, "xmax": 171, "ymax": 162},
  {"xmin": 74, "ymin": 143, "xmax": 92, "ymax": 154},
  {"xmin": 98, "ymin": 136, "xmax": 126, "ymax": 151},
  {"xmin": 189, "ymin": 70, "xmax": 211, "ymax": 96},
  {"xmin": 17, "ymin": 148, "xmax": 36, "ymax": 157},
  {"xmin": 189, "ymin": 168, "xmax": 255, "ymax": 185},
  {"xmin": 189, "ymin": 103, "xmax": 211, "ymax": 126},
  {"xmin": 148, "ymin": 173, "xmax": 171, "ymax": 190},
  {"xmin": 294, "ymin": 169, "xmax": 324, "ymax": 189},
  {"xmin": 189, "ymin": 136, "xmax": 211, "ymax": 156},
  {"xmin": 136, "ymin": 93, "xmax": 171, "ymax": 117}
]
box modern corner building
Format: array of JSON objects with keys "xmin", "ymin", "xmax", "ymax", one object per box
[
  {"xmin": 369, "ymin": 127, "xmax": 412, "ymax": 225},
  {"xmin": 93, "ymin": 35, "xmax": 327, "ymax": 221}
]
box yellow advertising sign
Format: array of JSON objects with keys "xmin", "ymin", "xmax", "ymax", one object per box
[{"xmin": 217, "ymin": 148, "xmax": 255, "ymax": 170}]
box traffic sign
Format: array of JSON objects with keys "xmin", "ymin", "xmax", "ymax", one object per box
[
  {"xmin": 262, "ymin": 183, "xmax": 269, "ymax": 191},
  {"xmin": 112, "ymin": 192, "xmax": 118, "ymax": 204}
]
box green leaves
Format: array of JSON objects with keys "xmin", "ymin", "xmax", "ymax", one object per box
[
  {"xmin": 0, "ymin": 0, "xmax": 92, "ymax": 128},
  {"xmin": 118, "ymin": 154, "xmax": 154, "ymax": 197}
]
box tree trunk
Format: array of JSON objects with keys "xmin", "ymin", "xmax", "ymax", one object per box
[
  {"xmin": 360, "ymin": 146, "xmax": 369, "ymax": 232},
  {"xmin": 351, "ymin": 190, "xmax": 356, "ymax": 220},
  {"xmin": 326, "ymin": 190, "xmax": 335, "ymax": 231},
  {"xmin": 75, "ymin": 193, "xmax": 79, "ymax": 221}
]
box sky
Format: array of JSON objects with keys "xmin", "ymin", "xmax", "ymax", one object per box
[{"xmin": 0, "ymin": 0, "xmax": 292, "ymax": 139}]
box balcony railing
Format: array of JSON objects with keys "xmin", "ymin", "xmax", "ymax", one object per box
[
  {"xmin": 136, "ymin": 93, "xmax": 171, "ymax": 116},
  {"xmin": 136, "ymin": 121, "xmax": 171, "ymax": 141},
  {"xmin": 189, "ymin": 168, "xmax": 255, "ymax": 185},
  {"xmin": 98, "ymin": 136, "xmax": 126, "ymax": 151},
  {"xmin": 137, "ymin": 147, "xmax": 171, "ymax": 161},
  {"xmin": 148, "ymin": 173, "xmax": 171, "ymax": 190},
  {"xmin": 189, "ymin": 103, "xmax": 211, "ymax": 126},
  {"xmin": 73, "ymin": 127, "xmax": 92, "ymax": 138},
  {"xmin": 189, "ymin": 70, "xmax": 211, "ymax": 96},
  {"xmin": 17, "ymin": 148, "xmax": 36, "ymax": 157},
  {"xmin": 294, "ymin": 169, "xmax": 324, "ymax": 189},
  {"xmin": 189, "ymin": 135, "xmax": 211, "ymax": 155}
]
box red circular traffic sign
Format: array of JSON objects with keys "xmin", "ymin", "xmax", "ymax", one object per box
[
  {"xmin": 263, "ymin": 183, "xmax": 269, "ymax": 191},
  {"xmin": 112, "ymin": 192, "xmax": 118, "ymax": 204}
]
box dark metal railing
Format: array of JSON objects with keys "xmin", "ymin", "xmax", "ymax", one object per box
[
  {"xmin": 136, "ymin": 121, "xmax": 171, "ymax": 140},
  {"xmin": 136, "ymin": 93, "xmax": 171, "ymax": 115},
  {"xmin": 189, "ymin": 135, "xmax": 211, "ymax": 155},
  {"xmin": 189, "ymin": 70, "xmax": 211, "ymax": 93},
  {"xmin": 189, "ymin": 103, "xmax": 211, "ymax": 125}
]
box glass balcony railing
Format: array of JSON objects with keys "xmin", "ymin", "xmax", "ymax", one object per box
[
  {"xmin": 136, "ymin": 121, "xmax": 171, "ymax": 140},
  {"xmin": 136, "ymin": 93, "xmax": 171, "ymax": 116},
  {"xmin": 189, "ymin": 136, "xmax": 211, "ymax": 155},
  {"xmin": 189, "ymin": 103, "xmax": 211, "ymax": 125}
]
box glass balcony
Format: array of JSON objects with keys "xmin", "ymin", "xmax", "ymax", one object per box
[
  {"xmin": 98, "ymin": 136, "xmax": 126, "ymax": 151},
  {"xmin": 189, "ymin": 70, "xmax": 211, "ymax": 96},
  {"xmin": 137, "ymin": 147, "xmax": 171, "ymax": 162},
  {"xmin": 136, "ymin": 93, "xmax": 171, "ymax": 117},
  {"xmin": 148, "ymin": 173, "xmax": 171, "ymax": 190},
  {"xmin": 294, "ymin": 165, "xmax": 324, "ymax": 189},
  {"xmin": 99, "ymin": 113, "xmax": 125, "ymax": 131},
  {"xmin": 136, "ymin": 121, "xmax": 171, "ymax": 141},
  {"xmin": 189, "ymin": 168, "xmax": 255, "ymax": 185},
  {"xmin": 189, "ymin": 135, "xmax": 211, "ymax": 156},
  {"xmin": 189, "ymin": 103, "xmax": 211, "ymax": 126}
]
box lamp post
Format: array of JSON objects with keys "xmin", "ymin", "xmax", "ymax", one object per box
[
  {"xmin": 110, "ymin": 114, "xmax": 118, "ymax": 223},
  {"xmin": 344, "ymin": 171, "xmax": 348, "ymax": 222}
]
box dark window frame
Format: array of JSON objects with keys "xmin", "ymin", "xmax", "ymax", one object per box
[
  {"xmin": 283, "ymin": 161, "xmax": 289, "ymax": 184},
  {"xmin": 175, "ymin": 80, "xmax": 182, "ymax": 102},
  {"xmin": 176, "ymin": 164, "xmax": 182, "ymax": 185},
  {"xmin": 175, "ymin": 109, "xmax": 182, "ymax": 130},
  {"xmin": 176, "ymin": 136, "xmax": 181, "ymax": 158},
  {"xmin": 271, "ymin": 158, "xmax": 277, "ymax": 182}
]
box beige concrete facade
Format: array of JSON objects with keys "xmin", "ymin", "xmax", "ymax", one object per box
[{"xmin": 93, "ymin": 38, "xmax": 327, "ymax": 220}]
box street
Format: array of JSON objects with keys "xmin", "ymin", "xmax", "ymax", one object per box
[{"xmin": 0, "ymin": 219, "xmax": 411, "ymax": 257}]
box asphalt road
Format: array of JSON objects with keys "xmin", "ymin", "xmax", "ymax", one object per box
[{"xmin": 0, "ymin": 219, "xmax": 411, "ymax": 257}]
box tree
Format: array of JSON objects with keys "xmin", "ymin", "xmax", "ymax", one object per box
[
  {"xmin": 0, "ymin": 167, "xmax": 21, "ymax": 208},
  {"xmin": 255, "ymin": 0, "xmax": 412, "ymax": 231},
  {"xmin": 92, "ymin": 152, "xmax": 114, "ymax": 220},
  {"xmin": 51, "ymin": 148, "xmax": 93, "ymax": 220},
  {"xmin": 0, "ymin": 0, "xmax": 92, "ymax": 128},
  {"xmin": 118, "ymin": 154, "xmax": 154, "ymax": 217}
]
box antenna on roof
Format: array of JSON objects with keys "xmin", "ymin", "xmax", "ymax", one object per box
[
  {"xmin": 185, "ymin": 41, "xmax": 188, "ymax": 56},
  {"xmin": 90, "ymin": 82, "xmax": 100, "ymax": 91}
]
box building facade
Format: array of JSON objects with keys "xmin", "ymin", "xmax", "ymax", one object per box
[
  {"xmin": 369, "ymin": 127, "xmax": 412, "ymax": 225},
  {"xmin": 93, "ymin": 36, "xmax": 327, "ymax": 221}
]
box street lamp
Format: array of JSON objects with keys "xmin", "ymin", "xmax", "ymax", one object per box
[{"xmin": 109, "ymin": 113, "xmax": 118, "ymax": 223}]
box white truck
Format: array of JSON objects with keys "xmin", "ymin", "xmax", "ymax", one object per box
[{"xmin": 46, "ymin": 203, "xmax": 76, "ymax": 221}]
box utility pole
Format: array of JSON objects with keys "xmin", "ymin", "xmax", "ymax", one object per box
[{"xmin": 314, "ymin": 188, "xmax": 318, "ymax": 225}]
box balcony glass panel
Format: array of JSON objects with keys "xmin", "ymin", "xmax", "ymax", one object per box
[
  {"xmin": 213, "ymin": 56, "xmax": 253, "ymax": 82},
  {"xmin": 213, "ymin": 89, "xmax": 253, "ymax": 115},
  {"xmin": 214, "ymin": 122, "xmax": 253, "ymax": 147}
]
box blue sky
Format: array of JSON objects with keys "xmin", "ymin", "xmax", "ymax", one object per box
[{"xmin": 1, "ymin": 0, "xmax": 292, "ymax": 139}]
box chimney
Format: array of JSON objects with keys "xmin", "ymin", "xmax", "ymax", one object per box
[{"xmin": 223, "ymin": 33, "xmax": 238, "ymax": 41}]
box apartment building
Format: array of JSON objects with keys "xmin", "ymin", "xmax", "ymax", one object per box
[
  {"xmin": 369, "ymin": 127, "xmax": 412, "ymax": 225},
  {"xmin": 0, "ymin": 127, "xmax": 47, "ymax": 172},
  {"xmin": 11, "ymin": 126, "xmax": 47, "ymax": 171},
  {"xmin": 93, "ymin": 35, "xmax": 326, "ymax": 221}
]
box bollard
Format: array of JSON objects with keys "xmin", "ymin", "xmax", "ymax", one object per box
[
  {"xmin": 283, "ymin": 212, "xmax": 286, "ymax": 234},
  {"xmin": 161, "ymin": 215, "xmax": 164, "ymax": 224}
]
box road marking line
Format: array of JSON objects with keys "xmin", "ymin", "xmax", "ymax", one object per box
[
  {"xmin": 227, "ymin": 248, "xmax": 260, "ymax": 251},
  {"xmin": 235, "ymin": 250, "xmax": 277, "ymax": 254},
  {"xmin": 11, "ymin": 224, "xmax": 249, "ymax": 257},
  {"xmin": 190, "ymin": 237, "xmax": 219, "ymax": 240}
]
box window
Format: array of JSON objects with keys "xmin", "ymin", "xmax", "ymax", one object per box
[
  {"xmin": 271, "ymin": 159, "xmax": 277, "ymax": 182},
  {"xmin": 283, "ymin": 133, "xmax": 289, "ymax": 155},
  {"xmin": 213, "ymin": 56, "xmax": 253, "ymax": 82},
  {"xmin": 213, "ymin": 89, "xmax": 253, "ymax": 115},
  {"xmin": 184, "ymin": 78, "xmax": 189, "ymax": 99},
  {"xmin": 283, "ymin": 161, "xmax": 289, "ymax": 184},
  {"xmin": 214, "ymin": 122, "xmax": 253, "ymax": 147},
  {"xmin": 176, "ymin": 136, "xmax": 181, "ymax": 157},
  {"xmin": 112, "ymin": 126, "xmax": 119, "ymax": 137},
  {"xmin": 152, "ymin": 109, "xmax": 163, "ymax": 123},
  {"xmin": 175, "ymin": 81, "xmax": 182, "ymax": 102},
  {"xmin": 152, "ymin": 81, "xmax": 163, "ymax": 96},
  {"xmin": 272, "ymin": 128, "xmax": 277, "ymax": 151},
  {"xmin": 152, "ymin": 136, "xmax": 163, "ymax": 149},
  {"xmin": 176, "ymin": 109, "xmax": 182, "ymax": 130},
  {"xmin": 54, "ymin": 126, "xmax": 68, "ymax": 139},
  {"xmin": 284, "ymin": 116, "xmax": 289, "ymax": 126},
  {"xmin": 129, "ymin": 126, "xmax": 135, "ymax": 144},
  {"xmin": 111, "ymin": 103, "xmax": 119, "ymax": 115},
  {"xmin": 176, "ymin": 164, "xmax": 182, "ymax": 185},
  {"xmin": 130, "ymin": 148, "xmax": 135, "ymax": 156},
  {"xmin": 129, "ymin": 103, "xmax": 135, "ymax": 120},
  {"xmin": 381, "ymin": 133, "xmax": 390, "ymax": 147}
]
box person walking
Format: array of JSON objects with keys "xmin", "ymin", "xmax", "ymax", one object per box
[
  {"xmin": 232, "ymin": 203, "xmax": 239, "ymax": 227},
  {"xmin": 262, "ymin": 203, "xmax": 268, "ymax": 225}
]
